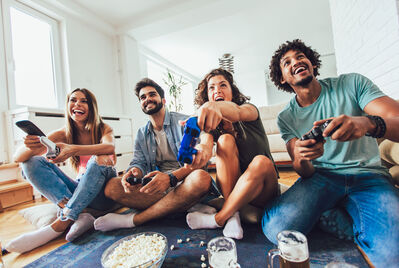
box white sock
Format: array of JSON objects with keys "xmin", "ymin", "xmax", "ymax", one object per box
[
  {"xmin": 223, "ymin": 212, "xmax": 243, "ymax": 240},
  {"xmin": 94, "ymin": 212, "xmax": 136, "ymax": 232},
  {"xmin": 187, "ymin": 203, "xmax": 217, "ymax": 214},
  {"xmin": 5, "ymin": 225, "xmax": 63, "ymax": 253},
  {"xmin": 65, "ymin": 213, "xmax": 95, "ymax": 242},
  {"xmin": 186, "ymin": 212, "xmax": 221, "ymax": 230}
]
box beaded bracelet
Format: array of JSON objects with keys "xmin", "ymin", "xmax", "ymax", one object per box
[{"xmin": 365, "ymin": 115, "xmax": 386, "ymax": 138}]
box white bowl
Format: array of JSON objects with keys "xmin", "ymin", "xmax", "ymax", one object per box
[{"xmin": 101, "ymin": 232, "xmax": 168, "ymax": 268}]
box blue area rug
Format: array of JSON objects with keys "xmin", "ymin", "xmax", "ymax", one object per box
[{"xmin": 25, "ymin": 212, "xmax": 368, "ymax": 268}]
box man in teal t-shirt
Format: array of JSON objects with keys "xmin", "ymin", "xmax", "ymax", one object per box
[{"xmin": 261, "ymin": 39, "xmax": 399, "ymax": 268}]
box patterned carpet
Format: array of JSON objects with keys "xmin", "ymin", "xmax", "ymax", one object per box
[{"xmin": 24, "ymin": 212, "xmax": 368, "ymax": 268}]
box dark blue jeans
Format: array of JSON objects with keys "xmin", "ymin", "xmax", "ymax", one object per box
[
  {"xmin": 262, "ymin": 170, "xmax": 399, "ymax": 268},
  {"xmin": 21, "ymin": 156, "xmax": 116, "ymax": 221}
]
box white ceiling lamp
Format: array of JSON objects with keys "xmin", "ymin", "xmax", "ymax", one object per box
[{"xmin": 218, "ymin": 53, "xmax": 234, "ymax": 73}]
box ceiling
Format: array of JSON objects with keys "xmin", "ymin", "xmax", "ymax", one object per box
[{"xmin": 70, "ymin": 0, "xmax": 335, "ymax": 80}]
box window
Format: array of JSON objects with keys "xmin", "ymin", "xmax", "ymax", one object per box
[
  {"xmin": 147, "ymin": 60, "xmax": 195, "ymax": 115},
  {"xmin": 2, "ymin": 0, "xmax": 65, "ymax": 109}
]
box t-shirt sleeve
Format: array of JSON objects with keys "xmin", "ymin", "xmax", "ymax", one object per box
[
  {"xmin": 352, "ymin": 73, "xmax": 386, "ymax": 110},
  {"xmin": 277, "ymin": 111, "xmax": 297, "ymax": 144}
]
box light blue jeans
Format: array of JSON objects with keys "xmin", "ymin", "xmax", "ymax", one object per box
[
  {"xmin": 21, "ymin": 156, "xmax": 116, "ymax": 221},
  {"xmin": 261, "ymin": 170, "xmax": 399, "ymax": 268}
]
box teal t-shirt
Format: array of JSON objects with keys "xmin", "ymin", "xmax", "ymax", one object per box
[{"xmin": 277, "ymin": 73, "xmax": 389, "ymax": 175}]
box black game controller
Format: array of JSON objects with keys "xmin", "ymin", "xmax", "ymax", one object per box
[
  {"xmin": 301, "ymin": 120, "xmax": 339, "ymax": 142},
  {"xmin": 126, "ymin": 176, "xmax": 153, "ymax": 186}
]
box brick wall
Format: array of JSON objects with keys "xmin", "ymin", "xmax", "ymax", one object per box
[{"xmin": 329, "ymin": 0, "xmax": 399, "ymax": 99}]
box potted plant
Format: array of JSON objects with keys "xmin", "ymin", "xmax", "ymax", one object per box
[{"xmin": 163, "ymin": 69, "xmax": 187, "ymax": 112}]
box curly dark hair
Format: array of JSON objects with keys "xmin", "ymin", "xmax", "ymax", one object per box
[
  {"xmin": 134, "ymin": 78, "xmax": 165, "ymax": 99},
  {"xmin": 269, "ymin": 39, "xmax": 321, "ymax": 93},
  {"xmin": 194, "ymin": 68, "xmax": 249, "ymax": 107}
]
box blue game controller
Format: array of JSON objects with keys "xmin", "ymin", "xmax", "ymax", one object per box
[{"xmin": 177, "ymin": 117, "xmax": 200, "ymax": 164}]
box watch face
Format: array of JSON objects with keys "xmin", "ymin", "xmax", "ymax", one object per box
[{"xmin": 169, "ymin": 173, "xmax": 178, "ymax": 187}]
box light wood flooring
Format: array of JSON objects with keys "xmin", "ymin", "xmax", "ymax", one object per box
[{"xmin": 0, "ymin": 169, "xmax": 299, "ymax": 267}]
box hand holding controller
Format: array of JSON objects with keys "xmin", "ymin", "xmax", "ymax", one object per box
[
  {"xmin": 300, "ymin": 119, "xmax": 339, "ymax": 143},
  {"xmin": 40, "ymin": 137, "xmax": 60, "ymax": 159},
  {"xmin": 177, "ymin": 117, "xmax": 200, "ymax": 164},
  {"xmin": 126, "ymin": 176, "xmax": 153, "ymax": 186}
]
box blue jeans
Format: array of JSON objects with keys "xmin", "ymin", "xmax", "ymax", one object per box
[
  {"xmin": 21, "ymin": 156, "xmax": 116, "ymax": 221},
  {"xmin": 261, "ymin": 170, "xmax": 399, "ymax": 268}
]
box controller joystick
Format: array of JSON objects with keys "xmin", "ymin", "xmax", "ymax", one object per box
[
  {"xmin": 40, "ymin": 137, "xmax": 60, "ymax": 159},
  {"xmin": 177, "ymin": 117, "xmax": 200, "ymax": 164}
]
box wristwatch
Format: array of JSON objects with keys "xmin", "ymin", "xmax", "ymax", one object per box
[{"xmin": 167, "ymin": 172, "xmax": 178, "ymax": 187}]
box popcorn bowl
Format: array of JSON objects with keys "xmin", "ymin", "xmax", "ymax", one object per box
[{"xmin": 101, "ymin": 232, "xmax": 168, "ymax": 268}]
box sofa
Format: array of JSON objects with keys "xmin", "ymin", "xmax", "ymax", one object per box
[
  {"xmin": 259, "ymin": 102, "xmax": 291, "ymax": 165},
  {"xmin": 379, "ymin": 139, "xmax": 399, "ymax": 186}
]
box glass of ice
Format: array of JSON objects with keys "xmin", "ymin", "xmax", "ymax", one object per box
[{"xmin": 207, "ymin": 236, "xmax": 241, "ymax": 268}]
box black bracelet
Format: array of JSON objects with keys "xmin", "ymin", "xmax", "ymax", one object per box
[{"xmin": 365, "ymin": 115, "xmax": 386, "ymax": 138}]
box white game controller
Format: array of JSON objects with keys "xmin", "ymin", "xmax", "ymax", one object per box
[{"xmin": 40, "ymin": 137, "xmax": 60, "ymax": 159}]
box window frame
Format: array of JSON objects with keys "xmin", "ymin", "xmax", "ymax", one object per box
[
  {"xmin": 145, "ymin": 57, "xmax": 197, "ymax": 114},
  {"xmin": 2, "ymin": 0, "xmax": 66, "ymax": 109}
]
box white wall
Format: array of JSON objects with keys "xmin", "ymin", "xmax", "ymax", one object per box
[
  {"xmin": 330, "ymin": 0, "xmax": 399, "ymax": 99},
  {"xmin": 117, "ymin": 35, "xmax": 147, "ymax": 137},
  {"xmin": 65, "ymin": 19, "xmax": 121, "ymax": 115},
  {"xmin": 0, "ymin": 1, "xmax": 10, "ymax": 163}
]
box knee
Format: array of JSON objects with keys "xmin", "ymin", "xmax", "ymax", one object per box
[
  {"xmin": 216, "ymin": 134, "xmax": 237, "ymax": 155},
  {"xmin": 20, "ymin": 156, "xmax": 47, "ymax": 179},
  {"xmin": 21, "ymin": 155, "xmax": 46, "ymax": 169},
  {"xmin": 261, "ymin": 212, "xmax": 283, "ymax": 244},
  {"xmin": 248, "ymin": 155, "xmax": 276, "ymax": 179},
  {"xmin": 185, "ymin": 170, "xmax": 212, "ymax": 194},
  {"xmin": 95, "ymin": 155, "xmax": 114, "ymax": 166},
  {"xmin": 104, "ymin": 177, "xmax": 123, "ymax": 200}
]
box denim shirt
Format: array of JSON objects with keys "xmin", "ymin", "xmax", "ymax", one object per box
[{"xmin": 127, "ymin": 110, "xmax": 189, "ymax": 175}]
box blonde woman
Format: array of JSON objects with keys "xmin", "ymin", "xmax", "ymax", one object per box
[{"xmin": 6, "ymin": 88, "xmax": 116, "ymax": 253}]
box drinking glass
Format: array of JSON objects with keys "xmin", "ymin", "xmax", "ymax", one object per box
[
  {"xmin": 207, "ymin": 236, "xmax": 240, "ymax": 268},
  {"xmin": 267, "ymin": 230, "xmax": 310, "ymax": 268}
]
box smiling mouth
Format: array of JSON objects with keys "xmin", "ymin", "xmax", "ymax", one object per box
[
  {"xmin": 294, "ymin": 66, "xmax": 307, "ymax": 75},
  {"xmin": 145, "ymin": 101, "xmax": 156, "ymax": 108},
  {"xmin": 215, "ymin": 96, "xmax": 224, "ymax": 101},
  {"xmin": 72, "ymin": 109, "xmax": 85, "ymax": 115}
]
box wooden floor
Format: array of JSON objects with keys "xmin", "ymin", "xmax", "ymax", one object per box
[{"xmin": 0, "ymin": 169, "xmax": 299, "ymax": 267}]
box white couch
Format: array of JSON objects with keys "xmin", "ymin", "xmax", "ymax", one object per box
[{"xmin": 259, "ymin": 102, "xmax": 291, "ymax": 165}]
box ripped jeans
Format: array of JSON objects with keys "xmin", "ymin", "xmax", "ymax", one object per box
[{"xmin": 21, "ymin": 156, "xmax": 116, "ymax": 221}]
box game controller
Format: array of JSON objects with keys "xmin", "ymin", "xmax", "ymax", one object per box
[
  {"xmin": 177, "ymin": 117, "xmax": 200, "ymax": 165},
  {"xmin": 300, "ymin": 119, "xmax": 339, "ymax": 142},
  {"xmin": 15, "ymin": 120, "xmax": 61, "ymax": 159},
  {"xmin": 15, "ymin": 120, "xmax": 46, "ymax": 136},
  {"xmin": 126, "ymin": 176, "xmax": 153, "ymax": 186},
  {"xmin": 40, "ymin": 137, "xmax": 60, "ymax": 159}
]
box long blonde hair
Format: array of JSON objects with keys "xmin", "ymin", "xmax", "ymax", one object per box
[{"xmin": 65, "ymin": 88, "xmax": 105, "ymax": 171}]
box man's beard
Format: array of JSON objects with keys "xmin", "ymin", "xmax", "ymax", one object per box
[
  {"xmin": 142, "ymin": 101, "xmax": 163, "ymax": 115},
  {"xmin": 295, "ymin": 74, "xmax": 313, "ymax": 87}
]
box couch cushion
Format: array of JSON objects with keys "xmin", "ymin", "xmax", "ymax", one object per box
[
  {"xmin": 272, "ymin": 152, "xmax": 292, "ymax": 162},
  {"xmin": 259, "ymin": 102, "xmax": 287, "ymax": 135},
  {"xmin": 389, "ymin": 166, "xmax": 399, "ymax": 185},
  {"xmin": 267, "ymin": 134, "xmax": 287, "ymax": 152},
  {"xmin": 379, "ymin": 139, "xmax": 399, "ymax": 165}
]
